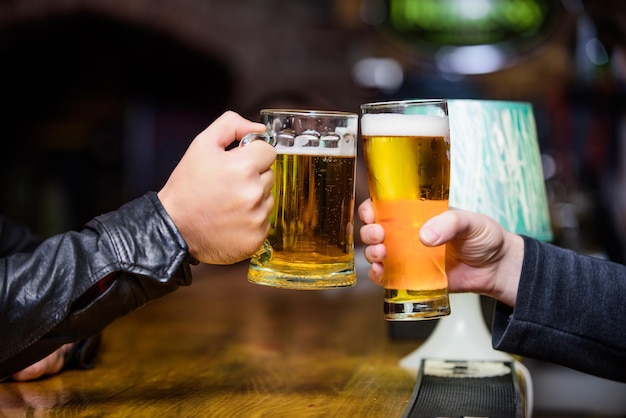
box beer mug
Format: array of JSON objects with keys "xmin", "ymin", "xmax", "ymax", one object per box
[
  {"xmin": 360, "ymin": 100, "xmax": 451, "ymax": 320},
  {"xmin": 241, "ymin": 109, "xmax": 358, "ymax": 289}
]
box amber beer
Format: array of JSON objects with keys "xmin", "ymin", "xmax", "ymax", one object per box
[
  {"xmin": 361, "ymin": 103, "xmax": 451, "ymax": 320},
  {"xmin": 246, "ymin": 110, "xmax": 358, "ymax": 289}
]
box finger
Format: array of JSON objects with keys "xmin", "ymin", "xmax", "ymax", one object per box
[
  {"xmin": 364, "ymin": 243, "xmax": 386, "ymax": 263},
  {"xmin": 238, "ymin": 140, "xmax": 277, "ymax": 173},
  {"xmin": 357, "ymin": 198, "xmax": 375, "ymax": 224},
  {"xmin": 11, "ymin": 359, "xmax": 48, "ymax": 381},
  {"xmin": 11, "ymin": 350, "xmax": 64, "ymax": 381},
  {"xmin": 360, "ymin": 224, "xmax": 384, "ymax": 245},
  {"xmin": 259, "ymin": 167, "xmax": 275, "ymax": 198},
  {"xmin": 368, "ymin": 262, "xmax": 384, "ymax": 285},
  {"xmin": 11, "ymin": 363, "xmax": 44, "ymax": 381}
]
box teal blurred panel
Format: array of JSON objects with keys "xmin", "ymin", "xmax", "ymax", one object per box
[{"xmin": 448, "ymin": 99, "xmax": 553, "ymax": 242}]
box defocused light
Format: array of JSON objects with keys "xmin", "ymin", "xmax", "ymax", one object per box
[
  {"xmin": 352, "ymin": 57, "xmax": 404, "ymax": 93},
  {"xmin": 381, "ymin": 0, "xmax": 554, "ymax": 46},
  {"xmin": 541, "ymin": 153, "xmax": 557, "ymax": 180},
  {"xmin": 585, "ymin": 37, "xmax": 609, "ymax": 66},
  {"xmin": 455, "ymin": 0, "xmax": 492, "ymax": 20},
  {"xmin": 361, "ymin": 0, "xmax": 564, "ymax": 75},
  {"xmin": 435, "ymin": 45, "xmax": 506, "ymax": 75},
  {"xmin": 612, "ymin": 48, "xmax": 626, "ymax": 82}
]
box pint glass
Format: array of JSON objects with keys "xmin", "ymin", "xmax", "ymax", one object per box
[
  {"xmin": 244, "ymin": 109, "xmax": 358, "ymax": 289},
  {"xmin": 360, "ymin": 100, "xmax": 451, "ymax": 320}
]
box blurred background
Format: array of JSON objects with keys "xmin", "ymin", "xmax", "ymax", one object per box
[{"xmin": 0, "ymin": 0, "xmax": 624, "ymax": 415}]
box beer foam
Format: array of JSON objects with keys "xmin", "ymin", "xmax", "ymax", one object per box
[{"xmin": 361, "ymin": 113, "xmax": 449, "ymax": 137}]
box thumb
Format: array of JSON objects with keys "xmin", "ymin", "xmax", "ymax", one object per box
[
  {"xmin": 202, "ymin": 111, "xmax": 266, "ymax": 150},
  {"xmin": 419, "ymin": 210, "xmax": 462, "ymax": 247}
]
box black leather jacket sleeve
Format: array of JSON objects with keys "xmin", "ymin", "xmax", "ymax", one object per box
[{"xmin": 0, "ymin": 192, "xmax": 194, "ymax": 379}]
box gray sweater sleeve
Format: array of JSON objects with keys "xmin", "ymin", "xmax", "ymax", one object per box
[{"xmin": 492, "ymin": 236, "xmax": 626, "ymax": 383}]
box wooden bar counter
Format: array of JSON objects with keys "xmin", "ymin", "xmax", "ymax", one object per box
[{"xmin": 0, "ymin": 261, "xmax": 420, "ymax": 417}]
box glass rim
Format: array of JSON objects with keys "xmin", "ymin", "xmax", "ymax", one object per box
[
  {"xmin": 260, "ymin": 108, "xmax": 358, "ymax": 118},
  {"xmin": 360, "ymin": 99, "xmax": 446, "ymax": 110}
]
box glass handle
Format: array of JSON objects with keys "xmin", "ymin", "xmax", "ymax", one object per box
[{"xmin": 240, "ymin": 129, "xmax": 277, "ymax": 147}]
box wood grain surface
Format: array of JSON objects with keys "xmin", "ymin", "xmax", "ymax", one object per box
[{"xmin": 0, "ymin": 262, "xmax": 419, "ymax": 417}]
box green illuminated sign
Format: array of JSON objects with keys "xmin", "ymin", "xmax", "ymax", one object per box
[{"xmin": 371, "ymin": 0, "xmax": 563, "ymax": 53}]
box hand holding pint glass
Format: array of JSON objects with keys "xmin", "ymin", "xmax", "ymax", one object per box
[
  {"xmin": 360, "ymin": 100, "xmax": 451, "ymax": 320},
  {"xmin": 242, "ymin": 109, "xmax": 358, "ymax": 289}
]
